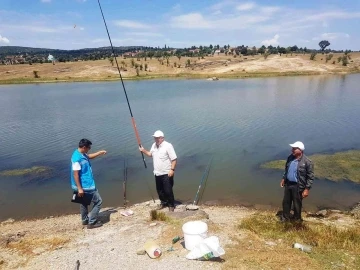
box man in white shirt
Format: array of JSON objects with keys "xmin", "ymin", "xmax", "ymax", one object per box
[{"xmin": 139, "ymin": 130, "xmax": 177, "ymax": 211}]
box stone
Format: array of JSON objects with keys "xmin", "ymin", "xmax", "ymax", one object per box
[
  {"xmin": 265, "ymin": 241, "xmax": 277, "ymax": 247},
  {"xmin": 350, "ymin": 203, "xmax": 360, "ymax": 219},
  {"xmin": 316, "ymin": 209, "xmax": 329, "ymax": 217},
  {"xmin": 166, "ymin": 210, "xmax": 209, "ymax": 221},
  {"xmin": 1, "ymin": 218, "xmax": 15, "ymax": 225}
]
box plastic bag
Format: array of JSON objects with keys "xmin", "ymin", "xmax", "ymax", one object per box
[{"xmin": 186, "ymin": 236, "xmax": 225, "ymax": 260}]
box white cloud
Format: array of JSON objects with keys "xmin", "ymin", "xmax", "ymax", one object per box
[
  {"xmin": 260, "ymin": 6, "xmax": 281, "ymax": 14},
  {"xmin": 261, "ymin": 34, "xmax": 279, "ymax": 46},
  {"xmin": 312, "ymin": 32, "xmax": 350, "ymax": 41},
  {"xmin": 41, "ymin": 0, "xmax": 51, "ymax": 2},
  {"xmin": 236, "ymin": 2, "xmax": 256, "ymax": 11},
  {"xmin": 321, "ymin": 32, "xmax": 350, "ymax": 40},
  {"xmin": 170, "ymin": 13, "xmax": 211, "ymax": 29},
  {"xmin": 212, "ymin": 10, "xmax": 222, "ymax": 15},
  {"xmin": 126, "ymin": 32, "xmax": 163, "ymax": 37},
  {"xmin": 0, "ymin": 35, "xmax": 10, "ymax": 44},
  {"xmin": 114, "ymin": 20, "xmax": 152, "ymax": 29}
]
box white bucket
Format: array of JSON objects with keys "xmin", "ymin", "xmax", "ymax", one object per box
[{"xmin": 182, "ymin": 221, "xmax": 208, "ymax": 251}]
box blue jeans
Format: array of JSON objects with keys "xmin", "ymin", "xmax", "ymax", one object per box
[{"xmin": 80, "ymin": 189, "xmax": 102, "ymax": 224}]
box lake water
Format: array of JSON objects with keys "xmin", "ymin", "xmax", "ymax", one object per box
[{"xmin": 1, "ymin": 75, "xmax": 360, "ymax": 221}]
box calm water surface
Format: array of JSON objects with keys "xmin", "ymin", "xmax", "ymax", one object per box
[{"xmin": 1, "ymin": 74, "xmax": 360, "ymax": 220}]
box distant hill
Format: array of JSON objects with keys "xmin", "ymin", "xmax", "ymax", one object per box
[{"xmin": 0, "ymin": 46, "xmax": 146, "ymax": 56}]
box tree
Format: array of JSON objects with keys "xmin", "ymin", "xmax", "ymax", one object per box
[
  {"xmin": 342, "ymin": 55, "xmax": 348, "ymax": 66},
  {"xmin": 177, "ymin": 54, "xmax": 181, "ymax": 61},
  {"xmin": 319, "ymin": 40, "xmax": 330, "ymax": 51},
  {"xmin": 240, "ymin": 47, "xmax": 248, "ymax": 55},
  {"xmin": 147, "ymin": 51, "xmax": 155, "ymax": 59},
  {"xmin": 144, "ymin": 63, "xmax": 148, "ymax": 71},
  {"xmin": 209, "ymin": 44, "xmax": 213, "ymax": 49},
  {"xmin": 290, "ymin": 45, "xmax": 298, "ymax": 52},
  {"xmin": 33, "ymin": 70, "xmax": 39, "ymax": 78},
  {"xmin": 278, "ymin": 47, "xmax": 286, "ymax": 56},
  {"xmin": 310, "ymin": 52, "xmax": 317, "ymax": 60},
  {"xmin": 108, "ymin": 57, "xmax": 114, "ymax": 66},
  {"xmin": 257, "ymin": 46, "xmax": 265, "ymax": 55}
]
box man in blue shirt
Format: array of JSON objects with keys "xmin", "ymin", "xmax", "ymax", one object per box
[
  {"xmin": 71, "ymin": 138, "xmax": 106, "ymax": 229},
  {"xmin": 280, "ymin": 141, "xmax": 314, "ymax": 222}
]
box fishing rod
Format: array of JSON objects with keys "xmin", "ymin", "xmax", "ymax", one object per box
[
  {"xmin": 193, "ymin": 157, "xmax": 213, "ymax": 205},
  {"xmin": 123, "ymin": 158, "xmax": 127, "ymax": 208},
  {"xmin": 97, "ymin": 0, "xmax": 147, "ymax": 169}
]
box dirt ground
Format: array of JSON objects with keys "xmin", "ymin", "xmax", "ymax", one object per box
[
  {"xmin": 1, "ymin": 52, "xmax": 359, "ymax": 84},
  {"xmin": 1, "ymin": 200, "xmax": 359, "ymax": 270}
]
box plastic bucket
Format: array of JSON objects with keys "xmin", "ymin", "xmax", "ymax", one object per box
[{"xmin": 182, "ymin": 221, "xmax": 208, "ymax": 251}]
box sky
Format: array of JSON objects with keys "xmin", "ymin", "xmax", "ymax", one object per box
[{"xmin": 0, "ymin": 0, "xmax": 359, "ymax": 50}]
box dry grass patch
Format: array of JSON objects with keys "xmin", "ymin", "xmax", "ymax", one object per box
[
  {"xmin": 7, "ymin": 235, "xmax": 69, "ymax": 255},
  {"xmin": 150, "ymin": 210, "xmax": 169, "ymax": 222},
  {"xmin": 223, "ymin": 213, "xmax": 360, "ymax": 269}
]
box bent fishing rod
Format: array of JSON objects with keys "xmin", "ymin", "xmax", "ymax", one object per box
[
  {"xmin": 193, "ymin": 157, "xmax": 213, "ymax": 205},
  {"xmin": 97, "ymin": 0, "xmax": 147, "ymax": 169}
]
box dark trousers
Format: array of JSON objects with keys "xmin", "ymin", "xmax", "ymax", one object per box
[
  {"xmin": 282, "ymin": 182, "xmax": 303, "ymax": 221},
  {"xmin": 155, "ymin": 174, "xmax": 175, "ymax": 207}
]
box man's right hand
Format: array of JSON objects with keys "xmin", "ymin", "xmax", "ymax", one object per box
[
  {"xmin": 78, "ymin": 188, "xmax": 84, "ymax": 197},
  {"xmin": 280, "ymin": 179, "xmax": 285, "ymax": 187},
  {"xmin": 139, "ymin": 146, "xmax": 144, "ymax": 152}
]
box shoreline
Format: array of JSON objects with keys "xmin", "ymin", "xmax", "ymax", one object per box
[
  {"xmin": 0, "ymin": 70, "xmax": 358, "ymax": 85},
  {"xmin": 0, "ymin": 197, "xmax": 357, "ymax": 224}
]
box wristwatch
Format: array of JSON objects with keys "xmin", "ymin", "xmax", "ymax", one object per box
[{"xmin": 171, "ymin": 168, "xmax": 175, "ymax": 171}]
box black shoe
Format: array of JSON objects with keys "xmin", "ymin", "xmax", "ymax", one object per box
[
  {"xmin": 169, "ymin": 207, "xmax": 175, "ymax": 212},
  {"xmin": 87, "ymin": 221, "xmax": 102, "ymax": 229},
  {"xmin": 279, "ymin": 216, "xmax": 290, "ymax": 223},
  {"xmin": 82, "ymin": 220, "xmax": 89, "ymax": 225}
]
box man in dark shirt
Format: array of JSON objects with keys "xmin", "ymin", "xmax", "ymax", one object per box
[{"xmin": 280, "ymin": 141, "xmax": 314, "ymax": 222}]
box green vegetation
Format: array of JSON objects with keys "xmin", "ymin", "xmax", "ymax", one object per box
[
  {"xmin": 260, "ymin": 150, "xmax": 360, "ymax": 183},
  {"xmin": 0, "ymin": 166, "xmax": 52, "ymax": 177}
]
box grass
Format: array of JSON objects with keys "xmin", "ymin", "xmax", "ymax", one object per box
[
  {"xmin": 223, "ymin": 213, "xmax": 360, "ymax": 269},
  {"xmin": 7, "ymin": 236, "xmax": 69, "ymax": 255},
  {"xmin": 150, "ymin": 210, "xmax": 169, "ymax": 222},
  {"xmin": 0, "ymin": 166, "xmax": 52, "ymax": 177},
  {"xmin": 260, "ymin": 150, "xmax": 360, "ymax": 183}
]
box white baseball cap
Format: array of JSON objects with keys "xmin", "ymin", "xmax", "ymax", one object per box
[
  {"xmin": 289, "ymin": 141, "xmax": 305, "ymax": 151},
  {"xmin": 152, "ymin": 130, "xmax": 164, "ymax": 137}
]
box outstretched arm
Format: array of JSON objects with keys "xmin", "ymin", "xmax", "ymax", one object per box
[{"xmin": 88, "ymin": 150, "xmax": 107, "ymax": 159}]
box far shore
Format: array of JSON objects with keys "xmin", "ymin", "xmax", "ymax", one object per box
[{"xmin": 1, "ymin": 53, "xmax": 359, "ymax": 85}]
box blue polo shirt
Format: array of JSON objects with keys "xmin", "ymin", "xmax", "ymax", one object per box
[
  {"xmin": 70, "ymin": 149, "xmax": 96, "ymax": 191},
  {"xmin": 287, "ymin": 159, "xmax": 299, "ymax": 182}
]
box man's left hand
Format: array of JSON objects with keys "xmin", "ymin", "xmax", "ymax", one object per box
[
  {"xmin": 168, "ymin": 170, "xmax": 174, "ymax": 177},
  {"xmin": 302, "ymin": 189, "xmax": 309, "ymax": 198},
  {"xmin": 98, "ymin": 150, "xmax": 107, "ymax": 155}
]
